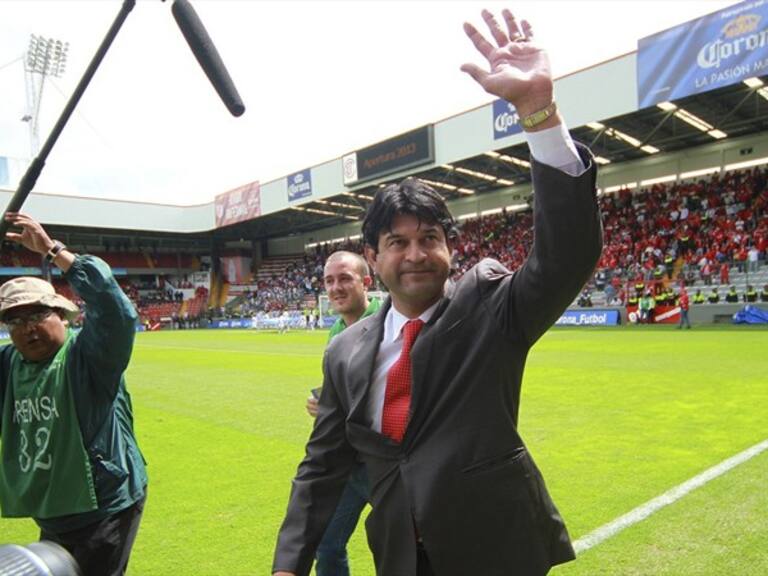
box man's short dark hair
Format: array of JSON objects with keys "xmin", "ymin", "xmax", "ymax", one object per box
[{"xmin": 362, "ymin": 178, "xmax": 458, "ymax": 251}]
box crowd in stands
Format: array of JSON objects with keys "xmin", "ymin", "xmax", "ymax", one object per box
[
  {"xmin": 594, "ymin": 166, "xmax": 766, "ymax": 303},
  {"xmin": 282, "ymin": 165, "xmax": 767, "ymax": 311},
  {"xmin": 3, "ymin": 166, "xmax": 766, "ymax": 322},
  {"xmin": 236, "ymin": 253, "xmax": 332, "ymax": 313}
]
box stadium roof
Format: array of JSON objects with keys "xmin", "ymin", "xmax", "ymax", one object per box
[{"xmin": 213, "ymin": 74, "xmax": 768, "ymax": 242}]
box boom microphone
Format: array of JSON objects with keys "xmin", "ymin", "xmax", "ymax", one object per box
[{"xmin": 172, "ymin": 0, "xmax": 245, "ymax": 117}]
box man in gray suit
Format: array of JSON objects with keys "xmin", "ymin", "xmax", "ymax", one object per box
[{"xmin": 274, "ymin": 8, "xmax": 602, "ymax": 576}]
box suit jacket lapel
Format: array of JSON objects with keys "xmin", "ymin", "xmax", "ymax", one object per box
[{"xmin": 346, "ymin": 299, "xmax": 388, "ymax": 423}]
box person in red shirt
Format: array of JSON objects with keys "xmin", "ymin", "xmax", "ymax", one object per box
[
  {"xmin": 719, "ymin": 261, "xmax": 730, "ymax": 285},
  {"xmin": 677, "ymin": 284, "xmax": 691, "ymax": 329}
]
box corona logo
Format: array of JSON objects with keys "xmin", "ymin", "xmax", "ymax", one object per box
[
  {"xmin": 723, "ymin": 14, "xmax": 760, "ymax": 38},
  {"xmin": 696, "ymin": 13, "xmax": 768, "ymax": 69}
]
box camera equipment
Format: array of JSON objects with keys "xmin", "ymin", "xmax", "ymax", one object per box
[{"xmin": 0, "ymin": 542, "xmax": 81, "ymax": 576}]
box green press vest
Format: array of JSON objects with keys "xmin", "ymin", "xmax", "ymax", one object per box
[{"xmin": 0, "ymin": 335, "xmax": 97, "ymax": 519}]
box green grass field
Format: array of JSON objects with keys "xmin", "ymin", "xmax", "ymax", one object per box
[{"xmin": 2, "ymin": 326, "xmax": 767, "ymax": 575}]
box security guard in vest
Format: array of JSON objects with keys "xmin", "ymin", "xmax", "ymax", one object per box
[
  {"xmin": 744, "ymin": 285, "xmax": 758, "ymax": 303},
  {"xmin": 693, "ymin": 289, "xmax": 706, "ymax": 304},
  {"xmin": 708, "ymin": 287, "xmax": 720, "ymax": 304},
  {"xmin": 725, "ymin": 285, "xmax": 739, "ymax": 303},
  {"xmin": 665, "ymin": 286, "xmax": 676, "ymax": 305},
  {"xmin": 761, "ymin": 284, "xmax": 768, "ymax": 303},
  {"xmin": 664, "ymin": 253, "xmax": 675, "ymax": 279}
]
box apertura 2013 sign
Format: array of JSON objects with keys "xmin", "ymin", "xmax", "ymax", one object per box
[
  {"xmin": 342, "ymin": 125, "xmax": 434, "ymax": 186},
  {"xmin": 637, "ymin": 0, "xmax": 768, "ymax": 108}
]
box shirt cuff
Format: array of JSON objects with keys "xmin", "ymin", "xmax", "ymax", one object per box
[{"xmin": 525, "ymin": 121, "xmax": 586, "ymax": 177}]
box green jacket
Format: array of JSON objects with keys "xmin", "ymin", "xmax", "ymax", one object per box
[
  {"xmin": 0, "ymin": 255, "xmax": 146, "ymax": 532},
  {"xmin": 327, "ymin": 297, "xmax": 381, "ymax": 341}
]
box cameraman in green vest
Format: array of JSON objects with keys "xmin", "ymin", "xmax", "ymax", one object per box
[{"xmin": 0, "ymin": 213, "xmax": 146, "ymax": 576}]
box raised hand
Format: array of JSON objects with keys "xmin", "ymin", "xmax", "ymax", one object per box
[
  {"xmin": 461, "ymin": 9, "xmax": 554, "ymax": 120},
  {"xmin": 4, "ymin": 212, "xmax": 56, "ymax": 255}
]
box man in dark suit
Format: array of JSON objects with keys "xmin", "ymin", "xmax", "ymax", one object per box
[{"xmin": 274, "ymin": 8, "xmax": 602, "ymax": 576}]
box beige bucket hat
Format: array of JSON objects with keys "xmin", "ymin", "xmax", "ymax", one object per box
[{"xmin": 0, "ymin": 277, "xmax": 80, "ymax": 321}]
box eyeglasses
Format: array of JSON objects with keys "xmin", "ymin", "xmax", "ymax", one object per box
[{"xmin": 3, "ymin": 309, "xmax": 56, "ymax": 330}]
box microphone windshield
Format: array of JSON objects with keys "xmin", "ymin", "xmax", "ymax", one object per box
[{"xmin": 172, "ymin": 0, "xmax": 245, "ymax": 117}]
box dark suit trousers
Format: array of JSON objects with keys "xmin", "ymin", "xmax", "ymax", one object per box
[{"xmin": 417, "ymin": 542, "xmax": 436, "ymax": 576}]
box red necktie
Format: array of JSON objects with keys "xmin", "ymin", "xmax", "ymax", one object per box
[{"xmin": 382, "ymin": 319, "xmax": 424, "ymax": 443}]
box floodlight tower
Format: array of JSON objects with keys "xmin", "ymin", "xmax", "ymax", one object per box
[{"xmin": 23, "ymin": 35, "xmax": 69, "ymax": 156}]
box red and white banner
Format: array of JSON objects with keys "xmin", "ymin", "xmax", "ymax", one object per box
[
  {"xmin": 626, "ymin": 305, "xmax": 681, "ymax": 324},
  {"xmin": 214, "ymin": 181, "xmax": 261, "ymax": 228},
  {"xmin": 220, "ymin": 256, "xmax": 252, "ymax": 284}
]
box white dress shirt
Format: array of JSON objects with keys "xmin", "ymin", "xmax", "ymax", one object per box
[
  {"xmin": 526, "ymin": 120, "xmax": 585, "ymax": 176},
  {"xmin": 366, "ymin": 122, "xmax": 585, "ymax": 431}
]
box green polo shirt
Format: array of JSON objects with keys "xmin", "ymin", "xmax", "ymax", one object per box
[{"xmin": 327, "ymin": 297, "xmax": 381, "ymax": 341}]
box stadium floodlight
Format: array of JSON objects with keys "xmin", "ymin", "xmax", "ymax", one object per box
[
  {"xmin": 484, "ymin": 151, "xmax": 531, "ymax": 169},
  {"xmin": 303, "ymin": 207, "xmax": 338, "ymax": 217},
  {"xmin": 743, "ymin": 77, "xmax": 764, "ymax": 88},
  {"xmin": 640, "ymin": 174, "xmax": 677, "ymax": 186},
  {"xmin": 594, "ymin": 156, "xmax": 611, "ymax": 165},
  {"xmin": 605, "ymin": 127, "xmax": 641, "ymax": 147},
  {"xmin": 658, "ymin": 103, "xmax": 728, "ymax": 140},
  {"xmin": 25, "ymin": 35, "xmax": 69, "ymax": 77},
  {"xmin": 23, "ymin": 34, "xmax": 69, "ymax": 156},
  {"xmin": 673, "ymin": 108, "xmax": 713, "ymax": 131},
  {"xmin": 758, "ymin": 87, "xmax": 768, "ymax": 102},
  {"xmin": 418, "ymin": 178, "xmax": 458, "ymax": 191},
  {"xmin": 724, "ymin": 156, "xmax": 768, "ymax": 171},
  {"xmin": 604, "ymin": 182, "xmax": 638, "ymax": 193},
  {"xmin": 601, "ymin": 127, "xmax": 659, "ymax": 154},
  {"xmin": 586, "ymin": 121, "xmax": 605, "ymax": 131},
  {"xmin": 314, "ymin": 199, "xmax": 364, "ymax": 211},
  {"xmin": 454, "ymin": 166, "xmax": 499, "ymax": 182},
  {"xmin": 679, "ymin": 166, "xmax": 721, "ymax": 180},
  {"xmin": 657, "ymin": 101, "xmax": 678, "ymax": 111},
  {"xmin": 505, "ymin": 204, "xmax": 529, "ymax": 213}
]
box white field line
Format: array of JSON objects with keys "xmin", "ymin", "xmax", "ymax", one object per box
[{"xmin": 574, "ymin": 438, "xmax": 768, "ymax": 554}]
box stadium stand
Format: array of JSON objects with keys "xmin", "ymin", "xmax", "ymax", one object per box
[
  {"xmin": 4, "ymin": 162, "xmax": 763, "ymax": 324},
  {"xmin": 220, "ymin": 164, "xmax": 766, "ymax": 314}
]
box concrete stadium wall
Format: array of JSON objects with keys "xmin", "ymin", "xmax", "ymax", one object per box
[{"xmin": 688, "ymin": 303, "xmax": 768, "ymax": 324}]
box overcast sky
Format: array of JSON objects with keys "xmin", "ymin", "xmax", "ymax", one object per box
[{"xmin": 0, "ymin": 0, "xmax": 738, "ymax": 206}]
